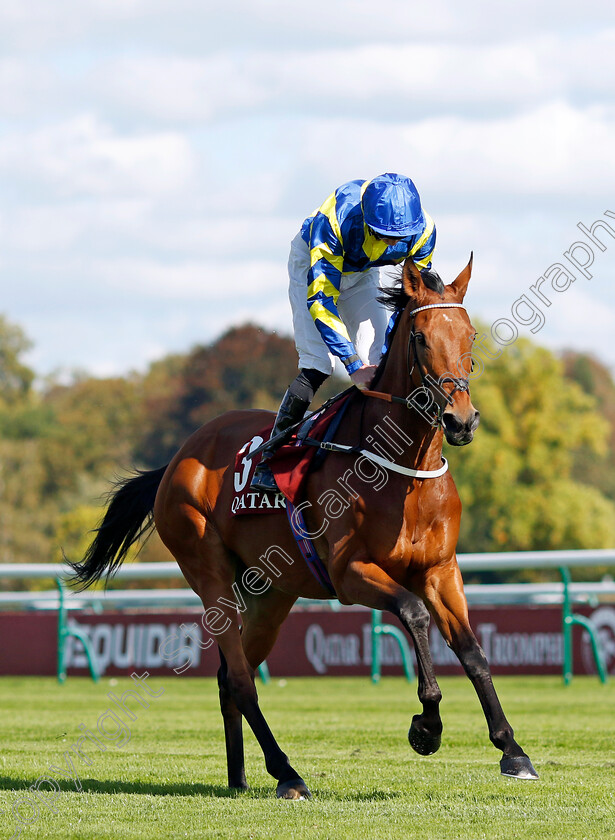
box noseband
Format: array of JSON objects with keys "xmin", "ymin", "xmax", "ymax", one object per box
[{"xmin": 364, "ymin": 302, "xmax": 471, "ymax": 428}]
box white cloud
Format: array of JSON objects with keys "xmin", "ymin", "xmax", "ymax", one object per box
[
  {"xmin": 522, "ymin": 283, "xmax": 615, "ymax": 364},
  {"xmin": 96, "ymin": 257, "xmax": 288, "ymax": 300},
  {"xmin": 290, "ymin": 102, "xmax": 615, "ymax": 205},
  {"xmin": 2, "ymin": 0, "xmax": 614, "ymax": 52},
  {"xmin": 0, "ymin": 58, "xmax": 59, "ymax": 117},
  {"xmin": 0, "ymin": 201, "xmax": 297, "ymax": 264},
  {"xmin": 0, "ymin": 115, "xmax": 195, "ymax": 198},
  {"xmin": 85, "ymin": 31, "xmax": 615, "ymax": 125}
]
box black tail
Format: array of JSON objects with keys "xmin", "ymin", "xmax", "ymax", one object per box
[{"xmin": 66, "ymin": 466, "xmax": 168, "ymax": 590}]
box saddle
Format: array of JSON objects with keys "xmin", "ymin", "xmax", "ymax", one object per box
[
  {"xmin": 269, "ymin": 392, "xmax": 353, "ymax": 504},
  {"xmin": 230, "ymin": 392, "xmax": 353, "ymax": 516}
]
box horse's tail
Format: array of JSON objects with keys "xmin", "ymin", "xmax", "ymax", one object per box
[{"xmin": 66, "ymin": 465, "xmax": 168, "ymax": 591}]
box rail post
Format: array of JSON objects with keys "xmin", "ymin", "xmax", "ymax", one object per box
[
  {"xmin": 371, "ymin": 609, "xmax": 415, "ymax": 684},
  {"xmin": 559, "ymin": 566, "xmax": 607, "ymax": 685},
  {"xmin": 56, "ymin": 578, "xmax": 99, "ymax": 683},
  {"xmin": 257, "ymin": 661, "xmax": 270, "ymax": 684}
]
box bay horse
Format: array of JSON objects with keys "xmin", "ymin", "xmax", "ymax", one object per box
[{"xmin": 68, "ymin": 256, "xmax": 538, "ymax": 798}]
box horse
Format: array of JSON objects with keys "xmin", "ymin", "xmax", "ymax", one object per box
[{"xmin": 68, "ymin": 255, "xmax": 538, "ymax": 799}]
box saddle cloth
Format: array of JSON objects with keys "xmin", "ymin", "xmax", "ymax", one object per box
[{"xmin": 230, "ymin": 392, "xmax": 352, "ymax": 516}]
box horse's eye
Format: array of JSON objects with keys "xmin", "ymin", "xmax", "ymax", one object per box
[{"xmin": 415, "ymin": 333, "xmax": 425, "ymax": 345}]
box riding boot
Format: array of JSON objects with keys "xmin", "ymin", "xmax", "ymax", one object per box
[{"xmin": 250, "ymin": 390, "xmax": 310, "ymax": 493}]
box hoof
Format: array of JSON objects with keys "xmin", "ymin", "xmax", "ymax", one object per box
[
  {"xmin": 408, "ymin": 716, "xmax": 442, "ymax": 756},
  {"xmin": 500, "ymin": 755, "xmax": 539, "ymax": 780},
  {"xmin": 229, "ymin": 782, "xmax": 249, "ymax": 791},
  {"xmin": 276, "ymin": 778, "xmax": 312, "ymax": 800}
]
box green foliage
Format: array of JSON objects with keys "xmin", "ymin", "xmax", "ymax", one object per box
[
  {"xmin": 562, "ymin": 351, "xmax": 615, "ymax": 501},
  {"xmin": 43, "ymin": 375, "xmax": 144, "ymax": 485},
  {"xmin": 0, "ymin": 438, "xmax": 53, "ymax": 573},
  {"xmin": 0, "ymin": 314, "xmax": 34, "ymax": 404},
  {"xmin": 135, "ymin": 324, "xmax": 304, "ymax": 466},
  {"xmin": 446, "ymin": 327, "xmax": 615, "ymax": 556},
  {"xmin": 53, "ymin": 504, "xmax": 103, "ymax": 566}
]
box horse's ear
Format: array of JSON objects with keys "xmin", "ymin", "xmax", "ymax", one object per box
[
  {"xmin": 449, "ymin": 252, "xmax": 473, "ymax": 302},
  {"xmin": 402, "ymin": 258, "xmax": 423, "ymax": 297}
]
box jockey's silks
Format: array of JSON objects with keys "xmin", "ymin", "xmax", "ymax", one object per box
[{"xmin": 300, "ymin": 178, "xmax": 436, "ymax": 372}]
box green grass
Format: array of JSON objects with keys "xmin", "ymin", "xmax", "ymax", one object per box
[{"xmin": 0, "ymin": 676, "xmax": 614, "ymax": 839}]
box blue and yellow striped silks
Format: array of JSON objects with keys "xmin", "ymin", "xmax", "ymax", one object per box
[{"xmin": 300, "ymin": 178, "xmax": 436, "ymax": 372}]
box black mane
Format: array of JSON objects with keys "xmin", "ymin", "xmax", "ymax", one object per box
[
  {"xmin": 378, "ymin": 268, "xmax": 445, "ymax": 312},
  {"xmin": 369, "ymin": 268, "xmax": 445, "ymax": 390}
]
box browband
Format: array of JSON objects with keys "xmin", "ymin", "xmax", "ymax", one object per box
[{"xmin": 407, "ymin": 303, "xmax": 467, "ymax": 317}]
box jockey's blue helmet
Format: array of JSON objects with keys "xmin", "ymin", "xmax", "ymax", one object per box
[{"xmin": 362, "ymin": 173, "xmax": 425, "ymax": 237}]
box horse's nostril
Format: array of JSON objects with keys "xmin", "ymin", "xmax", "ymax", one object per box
[
  {"xmin": 442, "ymin": 413, "xmax": 464, "ymax": 434},
  {"xmin": 443, "ymin": 410, "xmax": 479, "ymax": 440}
]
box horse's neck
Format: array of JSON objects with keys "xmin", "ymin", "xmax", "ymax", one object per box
[
  {"xmin": 363, "ymin": 395, "xmax": 443, "ymax": 472},
  {"xmin": 367, "ymin": 325, "xmax": 444, "ymax": 472}
]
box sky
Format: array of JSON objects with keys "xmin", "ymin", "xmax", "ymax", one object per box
[{"xmin": 1, "ymin": 0, "xmax": 614, "ymax": 379}]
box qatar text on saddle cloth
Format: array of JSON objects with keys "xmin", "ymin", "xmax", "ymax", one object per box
[
  {"xmin": 231, "ymin": 432, "xmax": 287, "ymax": 515},
  {"xmin": 230, "ymin": 397, "xmax": 349, "ymax": 516}
]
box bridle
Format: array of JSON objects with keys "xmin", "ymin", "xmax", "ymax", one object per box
[{"xmin": 363, "ymin": 302, "xmax": 471, "ymax": 428}]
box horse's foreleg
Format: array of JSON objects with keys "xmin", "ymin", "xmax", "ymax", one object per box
[
  {"xmin": 398, "ymin": 600, "xmax": 443, "ymax": 756},
  {"xmin": 424, "ymin": 561, "xmax": 539, "ymax": 780},
  {"xmin": 337, "ymin": 557, "xmax": 443, "ymax": 755}
]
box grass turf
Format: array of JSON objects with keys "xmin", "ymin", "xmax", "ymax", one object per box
[{"xmin": 0, "ymin": 675, "xmax": 614, "ymax": 840}]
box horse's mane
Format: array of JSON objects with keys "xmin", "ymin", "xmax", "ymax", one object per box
[
  {"xmin": 369, "ymin": 269, "xmax": 445, "ymax": 390},
  {"xmin": 378, "ymin": 268, "xmax": 445, "ymax": 312}
]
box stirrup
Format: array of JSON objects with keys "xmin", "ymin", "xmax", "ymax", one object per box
[{"xmin": 250, "ymin": 462, "xmax": 279, "ymax": 494}]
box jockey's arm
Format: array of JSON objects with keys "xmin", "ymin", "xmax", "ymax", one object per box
[
  {"xmin": 409, "ymin": 212, "xmax": 437, "ymax": 270},
  {"xmin": 305, "ymin": 213, "xmax": 365, "ymax": 378}
]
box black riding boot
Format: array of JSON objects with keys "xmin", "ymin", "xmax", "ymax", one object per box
[{"xmin": 250, "ymin": 390, "xmax": 310, "ymax": 493}]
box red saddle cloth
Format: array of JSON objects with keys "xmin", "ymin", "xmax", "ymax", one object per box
[{"xmin": 231, "ymin": 394, "xmax": 351, "ymax": 515}]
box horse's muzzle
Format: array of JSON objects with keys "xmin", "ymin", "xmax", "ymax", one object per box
[{"xmin": 442, "ymin": 409, "xmax": 480, "ymax": 446}]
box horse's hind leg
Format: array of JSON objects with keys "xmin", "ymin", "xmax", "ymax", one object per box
[
  {"xmin": 240, "ymin": 587, "xmax": 297, "ymax": 671},
  {"xmin": 239, "ymin": 588, "xmax": 302, "ymax": 798},
  {"xmin": 173, "ymin": 528, "xmax": 309, "ymax": 798},
  {"xmin": 423, "ymin": 561, "xmax": 539, "ymax": 780},
  {"xmin": 217, "ymin": 589, "xmax": 298, "ymax": 793},
  {"xmin": 217, "ymin": 650, "xmax": 247, "ymax": 790},
  {"xmin": 217, "ymin": 620, "xmax": 309, "ymax": 799}
]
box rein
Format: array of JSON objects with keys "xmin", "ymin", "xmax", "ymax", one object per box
[{"xmin": 363, "ymin": 302, "xmax": 470, "ymax": 429}]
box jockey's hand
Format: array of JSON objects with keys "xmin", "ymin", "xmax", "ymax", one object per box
[{"xmin": 350, "ymin": 364, "xmax": 378, "ymax": 391}]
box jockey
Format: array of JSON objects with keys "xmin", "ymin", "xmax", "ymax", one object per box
[{"xmin": 251, "ymin": 172, "xmax": 436, "ymax": 493}]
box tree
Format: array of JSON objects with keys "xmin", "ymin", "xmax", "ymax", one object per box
[
  {"xmin": 562, "ymin": 351, "xmax": 615, "ymax": 501},
  {"xmin": 445, "ymin": 327, "xmax": 615, "ymax": 562},
  {"xmin": 135, "ymin": 324, "xmax": 304, "ymax": 466},
  {"xmin": 0, "ymin": 315, "xmax": 34, "ymax": 405},
  {"xmin": 42, "ymin": 375, "xmax": 144, "ymax": 494},
  {"xmin": 5, "ymin": 314, "xmax": 612, "ymax": 583}
]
